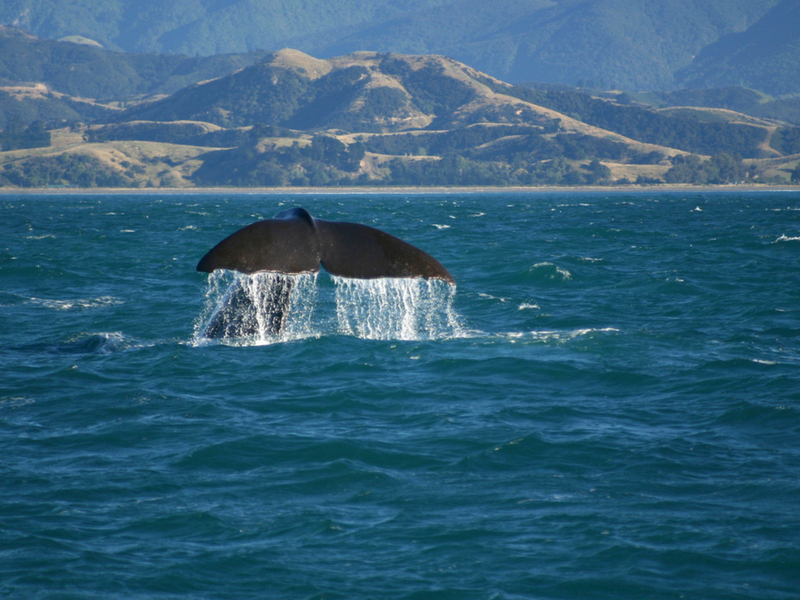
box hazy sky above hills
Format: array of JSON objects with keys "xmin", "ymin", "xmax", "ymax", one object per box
[{"xmin": 1, "ymin": 0, "xmax": 797, "ymax": 92}]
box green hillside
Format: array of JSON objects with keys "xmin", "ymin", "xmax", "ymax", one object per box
[{"xmin": 0, "ymin": 0, "xmax": 786, "ymax": 91}]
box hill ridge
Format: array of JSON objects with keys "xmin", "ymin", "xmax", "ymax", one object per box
[{"xmin": 2, "ymin": 47, "xmax": 799, "ymax": 189}]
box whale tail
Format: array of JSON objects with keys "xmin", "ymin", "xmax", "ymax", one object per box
[
  {"xmin": 197, "ymin": 208, "xmax": 454, "ymax": 338},
  {"xmin": 196, "ymin": 207, "xmax": 454, "ymax": 283}
]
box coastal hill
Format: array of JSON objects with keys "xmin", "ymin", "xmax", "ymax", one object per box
[{"xmin": 1, "ymin": 43, "xmax": 799, "ymax": 188}]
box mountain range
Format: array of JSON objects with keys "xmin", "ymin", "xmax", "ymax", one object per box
[
  {"xmin": 2, "ymin": 41, "xmax": 799, "ymax": 189},
  {"xmin": 2, "ymin": 0, "xmax": 799, "ymax": 93}
]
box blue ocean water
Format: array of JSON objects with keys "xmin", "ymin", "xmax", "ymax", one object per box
[{"xmin": 2, "ymin": 191, "xmax": 800, "ymax": 600}]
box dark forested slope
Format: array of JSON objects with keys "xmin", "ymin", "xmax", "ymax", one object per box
[{"xmin": 677, "ymin": 0, "xmax": 800, "ymax": 95}]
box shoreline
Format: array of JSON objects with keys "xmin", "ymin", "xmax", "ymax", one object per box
[{"xmin": 1, "ymin": 183, "xmax": 798, "ymax": 195}]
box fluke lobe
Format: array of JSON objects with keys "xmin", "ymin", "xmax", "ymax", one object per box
[
  {"xmin": 197, "ymin": 207, "xmax": 454, "ymax": 283},
  {"xmin": 196, "ymin": 208, "xmax": 454, "ymax": 338}
]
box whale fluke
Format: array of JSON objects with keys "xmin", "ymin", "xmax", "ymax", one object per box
[
  {"xmin": 196, "ymin": 208, "xmax": 454, "ymax": 338},
  {"xmin": 196, "ymin": 207, "xmax": 455, "ymax": 284}
]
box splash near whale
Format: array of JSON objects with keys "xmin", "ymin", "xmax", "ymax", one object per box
[{"xmin": 196, "ymin": 208, "xmax": 457, "ymax": 341}]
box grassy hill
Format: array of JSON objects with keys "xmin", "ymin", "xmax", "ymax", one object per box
[
  {"xmin": 2, "ymin": 50, "xmax": 799, "ymax": 189},
  {"xmin": 1, "ymin": 0, "xmax": 789, "ymax": 92}
]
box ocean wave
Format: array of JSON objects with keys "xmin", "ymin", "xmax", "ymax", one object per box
[
  {"xmin": 29, "ymin": 296, "xmax": 124, "ymax": 311},
  {"xmin": 478, "ymin": 292, "xmax": 509, "ymax": 303},
  {"xmin": 531, "ymin": 327, "xmax": 619, "ymax": 342},
  {"xmin": 528, "ymin": 262, "xmax": 573, "ymax": 281},
  {"xmin": 4, "ymin": 191, "xmax": 800, "ymax": 600},
  {"xmin": 0, "ymin": 396, "xmax": 35, "ymax": 409},
  {"xmin": 751, "ymin": 358, "xmax": 778, "ymax": 365},
  {"xmin": 55, "ymin": 332, "xmax": 141, "ymax": 355},
  {"xmin": 714, "ymin": 398, "xmax": 799, "ymax": 430},
  {"xmin": 498, "ymin": 328, "xmax": 620, "ymax": 344},
  {"xmin": 518, "ymin": 303, "xmax": 540, "ymax": 310}
]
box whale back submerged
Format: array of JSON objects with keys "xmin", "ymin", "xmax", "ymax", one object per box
[{"xmin": 196, "ymin": 207, "xmax": 455, "ymax": 284}]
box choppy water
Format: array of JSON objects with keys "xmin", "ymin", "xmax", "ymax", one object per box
[{"xmin": 2, "ymin": 191, "xmax": 800, "ymax": 599}]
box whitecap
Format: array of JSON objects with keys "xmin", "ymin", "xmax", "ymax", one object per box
[
  {"xmin": 57, "ymin": 331, "xmax": 140, "ymax": 355},
  {"xmin": 30, "ymin": 296, "xmax": 124, "ymax": 311},
  {"xmin": 751, "ymin": 358, "xmax": 778, "ymax": 365},
  {"xmin": 478, "ymin": 292, "xmax": 508, "ymax": 303},
  {"xmin": 774, "ymin": 234, "xmax": 800, "ymax": 243},
  {"xmin": 501, "ymin": 327, "xmax": 620, "ymax": 344},
  {"xmin": 529, "ymin": 262, "xmax": 572, "ymax": 281}
]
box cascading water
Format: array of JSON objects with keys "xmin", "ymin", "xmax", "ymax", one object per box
[
  {"xmin": 195, "ymin": 271, "xmax": 318, "ymax": 343},
  {"xmin": 333, "ymin": 276, "xmax": 461, "ymax": 340},
  {"xmin": 195, "ymin": 270, "xmax": 461, "ymax": 344}
]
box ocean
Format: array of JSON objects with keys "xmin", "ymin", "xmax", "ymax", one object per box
[{"xmin": 2, "ymin": 190, "xmax": 799, "ymax": 599}]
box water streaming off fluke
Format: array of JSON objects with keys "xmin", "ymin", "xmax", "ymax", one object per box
[
  {"xmin": 332, "ymin": 276, "xmax": 461, "ymax": 340},
  {"xmin": 195, "ymin": 270, "xmax": 462, "ymax": 344}
]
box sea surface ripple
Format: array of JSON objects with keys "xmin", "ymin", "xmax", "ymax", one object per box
[{"xmin": 2, "ymin": 191, "xmax": 800, "ymax": 599}]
